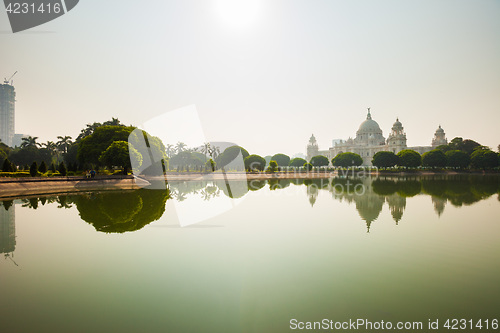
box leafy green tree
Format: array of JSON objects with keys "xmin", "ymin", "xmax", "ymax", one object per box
[
  {"xmin": 372, "ymin": 151, "xmax": 399, "ymax": 168},
  {"xmin": 397, "ymin": 149, "xmax": 422, "ymax": 167},
  {"xmin": 205, "ymin": 158, "xmax": 216, "ymax": 172},
  {"xmin": 267, "ymin": 160, "xmax": 278, "ymax": 173},
  {"xmin": 310, "ymin": 155, "xmax": 329, "ymax": 167},
  {"xmin": 38, "ymin": 161, "xmax": 48, "ymax": 173},
  {"xmin": 58, "ymin": 162, "xmax": 67, "ymax": 176},
  {"xmin": 332, "ymin": 152, "xmax": 363, "ymax": 167},
  {"xmin": 30, "ymin": 162, "xmax": 38, "ymax": 177},
  {"xmin": 77, "ymin": 125, "xmax": 135, "ymax": 165},
  {"xmin": 470, "ymin": 148, "xmax": 500, "ymax": 169},
  {"xmin": 50, "ymin": 162, "xmax": 57, "ymax": 173},
  {"xmin": 2, "ymin": 158, "xmax": 12, "ymax": 172},
  {"xmin": 289, "ymin": 157, "xmax": 307, "ymax": 167},
  {"xmin": 99, "ymin": 141, "xmax": 142, "ymax": 174},
  {"xmin": 271, "ymin": 153, "xmax": 290, "ymax": 167},
  {"xmin": 422, "ymin": 149, "xmax": 447, "ymax": 168},
  {"xmin": 0, "ymin": 149, "xmax": 7, "ymax": 165},
  {"xmin": 244, "ymin": 154, "xmax": 266, "ymax": 172},
  {"xmin": 9, "ymin": 146, "xmax": 40, "ymax": 166},
  {"xmin": 303, "ymin": 162, "xmax": 313, "ymax": 171},
  {"xmin": 445, "ymin": 150, "xmax": 470, "ymax": 169},
  {"xmin": 216, "ymin": 145, "xmax": 249, "ymax": 170}
]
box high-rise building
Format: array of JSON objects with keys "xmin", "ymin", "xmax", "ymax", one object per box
[{"xmin": 0, "ymin": 82, "xmax": 16, "ymax": 147}]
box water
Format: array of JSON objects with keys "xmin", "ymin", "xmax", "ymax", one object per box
[{"xmin": 1, "ymin": 175, "xmax": 499, "ymax": 332}]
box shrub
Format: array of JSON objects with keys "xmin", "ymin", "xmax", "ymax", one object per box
[
  {"xmin": 38, "ymin": 161, "xmax": 48, "ymax": 173},
  {"xmin": 289, "ymin": 157, "xmax": 307, "ymax": 167},
  {"xmin": 422, "ymin": 149, "xmax": 447, "ymax": 168},
  {"xmin": 332, "ymin": 152, "xmax": 363, "ymax": 167},
  {"xmin": 445, "ymin": 150, "xmax": 470, "ymax": 169},
  {"xmin": 266, "ymin": 160, "xmax": 278, "ymax": 173},
  {"xmin": 372, "ymin": 151, "xmax": 399, "ymax": 168},
  {"xmin": 58, "ymin": 162, "xmax": 67, "ymax": 176},
  {"xmin": 310, "ymin": 155, "xmax": 329, "ymax": 167},
  {"xmin": 397, "ymin": 149, "xmax": 422, "ymax": 167},
  {"xmin": 303, "ymin": 162, "xmax": 313, "ymax": 171},
  {"xmin": 271, "ymin": 153, "xmax": 290, "ymax": 167},
  {"xmin": 30, "ymin": 162, "xmax": 38, "ymax": 177},
  {"xmin": 244, "ymin": 155, "xmax": 266, "ymax": 172}
]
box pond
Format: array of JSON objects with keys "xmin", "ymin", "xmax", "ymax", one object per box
[{"xmin": 1, "ymin": 175, "xmax": 500, "ymax": 332}]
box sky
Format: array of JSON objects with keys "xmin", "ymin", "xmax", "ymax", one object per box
[{"xmin": 1, "ymin": 0, "xmax": 499, "ymax": 156}]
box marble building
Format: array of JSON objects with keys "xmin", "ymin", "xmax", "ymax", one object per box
[{"xmin": 307, "ymin": 108, "xmax": 448, "ymax": 165}]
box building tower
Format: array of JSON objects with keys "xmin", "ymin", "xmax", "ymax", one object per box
[
  {"xmin": 431, "ymin": 125, "xmax": 447, "ymax": 148},
  {"xmin": 0, "ymin": 82, "xmax": 16, "ymax": 147},
  {"xmin": 387, "ymin": 118, "xmax": 407, "ymax": 153},
  {"xmin": 307, "ymin": 134, "xmax": 319, "ymax": 160}
]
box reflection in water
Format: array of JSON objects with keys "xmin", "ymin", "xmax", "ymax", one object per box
[
  {"xmin": 0, "ymin": 202, "xmax": 16, "ymax": 265},
  {"xmin": 1, "ymin": 175, "xmax": 499, "ymax": 237}
]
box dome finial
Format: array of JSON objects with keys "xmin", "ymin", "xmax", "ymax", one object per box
[{"xmin": 367, "ymin": 107, "xmax": 372, "ymax": 120}]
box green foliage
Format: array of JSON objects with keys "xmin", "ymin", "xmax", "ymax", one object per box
[
  {"xmin": 289, "ymin": 157, "xmax": 307, "ymax": 167},
  {"xmin": 170, "ymin": 151, "xmax": 204, "ymax": 170},
  {"xmin": 99, "ymin": 141, "xmax": 142, "ymax": 174},
  {"xmin": 310, "ymin": 155, "xmax": 329, "ymax": 167},
  {"xmin": 205, "ymin": 158, "xmax": 216, "ymax": 172},
  {"xmin": 30, "ymin": 161, "xmax": 38, "ymax": 177},
  {"xmin": 2, "ymin": 158, "xmax": 12, "ymax": 172},
  {"xmin": 397, "ymin": 149, "xmax": 422, "ymax": 167},
  {"xmin": 0, "ymin": 149, "xmax": 7, "ymax": 164},
  {"xmin": 304, "ymin": 162, "xmax": 313, "ymax": 171},
  {"xmin": 58, "ymin": 162, "xmax": 67, "ymax": 176},
  {"xmin": 445, "ymin": 150, "xmax": 470, "ymax": 169},
  {"xmin": 470, "ymin": 148, "xmax": 499, "ymax": 169},
  {"xmin": 422, "ymin": 149, "xmax": 447, "ymax": 168},
  {"xmin": 77, "ymin": 125, "xmax": 135, "ymax": 165},
  {"xmin": 371, "ymin": 151, "xmax": 399, "ymax": 168},
  {"xmin": 74, "ymin": 188, "xmax": 170, "ymax": 233},
  {"xmin": 216, "ymin": 146, "xmax": 249, "ymax": 170},
  {"xmin": 271, "ymin": 153, "xmax": 290, "ymax": 167},
  {"xmin": 50, "ymin": 162, "xmax": 56, "ymax": 173},
  {"xmin": 0, "ymin": 172, "xmax": 31, "ymax": 177},
  {"xmin": 332, "ymin": 152, "xmax": 363, "ymax": 167},
  {"xmin": 267, "ymin": 160, "xmax": 278, "ymax": 173},
  {"xmin": 448, "ymin": 137, "xmax": 481, "ymax": 155},
  {"xmin": 244, "ymin": 154, "xmax": 266, "ymax": 172},
  {"xmin": 9, "ymin": 146, "xmax": 40, "ymax": 166},
  {"xmin": 38, "ymin": 161, "xmax": 47, "ymax": 173}
]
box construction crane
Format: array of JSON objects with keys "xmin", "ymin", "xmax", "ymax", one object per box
[{"xmin": 3, "ymin": 71, "xmax": 17, "ymax": 85}]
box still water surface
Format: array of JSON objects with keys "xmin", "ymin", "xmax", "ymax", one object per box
[{"xmin": 1, "ymin": 175, "xmax": 499, "ymax": 332}]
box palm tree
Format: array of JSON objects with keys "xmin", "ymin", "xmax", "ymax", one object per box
[
  {"xmin": 201, "ymin": 142, "xmax": 211, "ymax": 161},
  {"xmin": 56, "ymin": 136, "xmax": 73, "ymax": 154},
  {"xmin": 165, "ymin": 144, "xmax": 175, "ymax": 158},
  {"xmin": 208, "ymin": 145, "xmax": 220, "ymax": 160},
  {"xmin": 43, "ymin": 141, "xmax": 58, "ymax": 162},
  {"xmin": 103, "ymin": 117, "xmax": 122, "ymax": 126},
  {"xmin": 20, "ymin": 136, "xmax": 41, "ymax": 148},
  {"xmin": 175, "ymin": 142, "xmax": 187, "ymax": 154}
]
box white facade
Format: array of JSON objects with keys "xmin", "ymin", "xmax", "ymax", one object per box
[{"xmin": 309, "ymin": 109, "xmax": 447, "ymax": 166}]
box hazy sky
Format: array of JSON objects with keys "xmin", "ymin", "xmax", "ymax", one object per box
[{"xmin": 1, "ymin": 0, "xmax": 499, "ymax": 156}]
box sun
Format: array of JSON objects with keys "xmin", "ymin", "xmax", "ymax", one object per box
[{"xmin": 215, "ymin": 0, "xmax": 262, "ymax": 29}]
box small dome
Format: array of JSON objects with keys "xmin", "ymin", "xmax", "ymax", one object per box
[
  {"xmin": 393, "ymin": 118, "xmax": 402, "ymax": 128},
  {"xmin": 436, "ymin": 125, "xmax": 444, "ymax": 133}
]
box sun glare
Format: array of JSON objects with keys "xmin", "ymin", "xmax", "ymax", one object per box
[{"xmin": 215, "ymin": 0, "xmax": 262, "ymax": 29}]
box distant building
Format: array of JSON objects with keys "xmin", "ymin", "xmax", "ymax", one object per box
[
  {"xmin": 12, "ymin": 133, "xmax": 30, "ymax": 148},
  {"xmin": 0, "ymin": 204, "xmax": 16, "ymax": 255},
  {"xmin": 0, "ymin": 82, "xmax": 16, "ymax": 147},
  {"xmin": 308, "ymin": 108, "xmax": 447, "ymax": 165}
]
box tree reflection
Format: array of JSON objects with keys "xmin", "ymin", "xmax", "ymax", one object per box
[{"xmin": 74, "ymin": 189, "xmax": 170, "ymax": 233}]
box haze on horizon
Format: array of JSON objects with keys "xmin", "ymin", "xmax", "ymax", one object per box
[{"xmin": 1, "ymin": 0, "xmax": 499, "ymax": 157}]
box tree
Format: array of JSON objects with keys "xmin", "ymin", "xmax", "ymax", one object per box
[
  {"xmin": 289, "ymin": 157, "xmax": 307, "ymax": 167},
  {"xmin": 216, "ymin": 145, "xmax": 249, "ymax": 170},
  {"xmin": 310, "ymin": 155, "xmax": 329, "ymax": 167},
  {"xmin": 244, "ymin": 154, "xmax": 266, "ymax": 172},
  {"xmin": 397, "ymin": 149, "xmax": 422, "ymax": 168},
  {"xmin": 470, "ymin": 148, "xmax": 500, "ymax": 169},
  {"xmin": 175, "ymin": 142, "xmax": 187, "ymax": 154},
  {"xmin": 2, "ymin": 158, "xmax": 12, "ymax": 172},
  {"xmin": 422, "ymin": 149, "xmax": 447, "ymax": 168},
  {"xmin": 371, "ymin": 151, "xmax": 399, "ymax": 168},
  {"xmin": 38, "ymin": 161, "xmax": 48, "ymax": 173},
  {"xmin": 77, "ymin": 125, "xmax": 135, "ymax": 165},
  {"xmin": 30, "ymin": 161, "xmax": 38, "ymax": 177},
  {"xmin": 271, "ymin": 153, "xmax": 290, "ymax": 167},
  {"xmin": 20, "ymin": 136, "xmax": 41, "ymax": 148},
  {"xmin": 165, "ymin": 144, "xmax": 175, "ymax": 158},
  {"xmin": 56, "ymin": 136, "xmax": 73, "ymax": 154},
  {"xmin": 303, "ymin": 162, "xmax": 313, "ymax": 171},
  {"xmin": 267, "ymin": 160, "xmax": 278, "ymax": 173},
  {"xmin": 99, "ymin": 141, "xmax": 143, "ymax": 174},
  {"xmin": 332, "ymin": 152, "xmax": 363, "ymax": 167},
  {"xmin": 205, "ymin": 158, "xmax": 216, "ymax": 172},
  {"xmin": 9, "ymin": 146, "xmax": 41, "ymax": 166},
  {"xmin": 50, "ymin": 162, "xmax": 57, "ymax": 173},
  {"xmin": 445, "ymin": 150, "xmax": 470, "ymax": 169},
  {"xmin": 58, "ymin": 161, "xmax": 67, "ymax": 176}
]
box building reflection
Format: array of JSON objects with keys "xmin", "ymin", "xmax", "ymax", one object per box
[{"xmin": 0, "ymin": 201, "xmax": 16, "ymax": 265}]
